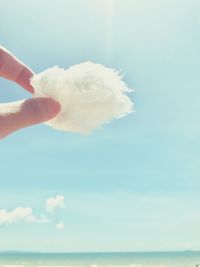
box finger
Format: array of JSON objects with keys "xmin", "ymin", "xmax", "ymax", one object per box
[
  {"xmin": 15, "ymin": 66, "xmax": 35, "ymax": 93},
  {"xmin": 0, "ymin": 97, "xmax": 61, "ymax": 139},
  {"xmin": 0, "ymin": 46, "xmax": 34, "ymax": 93}
]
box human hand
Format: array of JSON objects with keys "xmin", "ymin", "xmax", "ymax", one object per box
[{"xmin": 0, "ymin": 47, "xmax": 61, "ymax": 139}]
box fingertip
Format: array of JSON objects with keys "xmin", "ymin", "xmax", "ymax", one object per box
[
  {"xmin": 16, "ymin": 67, "xmax": 35, "ymax": 93},
  {"xmin": 21, "ymin": 97, "xmax": 61, "ymax": 125},
  {"xmin": 43, "ymin": 97, "xmax": 61, "ymax": 119},
  {"xmin": 0, "ymin": 97, "xmax": 61, "ymax": 139}
]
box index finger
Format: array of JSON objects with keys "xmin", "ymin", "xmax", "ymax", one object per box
[{"xmin": 0, "ymin": 46, "xmax": 34, "ymax": 93}]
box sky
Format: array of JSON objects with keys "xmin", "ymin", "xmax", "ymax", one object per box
[{"xmin": 0, "ymin": 0, "xmax": 200, "ymax": 252}]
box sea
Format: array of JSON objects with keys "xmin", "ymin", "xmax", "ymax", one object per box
[{"xmin": 0, "ymin": 252, "xmax": 199, "ymax": 267}]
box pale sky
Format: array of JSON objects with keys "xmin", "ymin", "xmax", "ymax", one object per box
[{"xmin": 0, "ymin": 0, "xmax": 200, "ymax": 252}]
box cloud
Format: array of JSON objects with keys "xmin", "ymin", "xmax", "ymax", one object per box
[
  {"xmin": 0, "ymin": 195, "xmax": 65, "ymax": 228},
  {"xmin": 46, "ymin": 195, "xmax": 65, "ymax": 213},
  {"xmin": 56, "ymin": 222, "xmax": 65, "ymax": 229},
  {"xmin": 31, "ymin": 63, "xmax": 133, "ymax": 134},
  {"xmin": 0, "ymin": 207, "xmax": 48, "ymax": 226}
]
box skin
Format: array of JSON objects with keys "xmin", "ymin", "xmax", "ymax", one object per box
[{"xmin": 0, "ymin": 47, "xmax": 61, "ymax": 139}]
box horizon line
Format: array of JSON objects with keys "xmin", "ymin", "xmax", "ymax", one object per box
[{"xmin": 0, "ymin": 250, "xmax": 199, "ymax": 254}]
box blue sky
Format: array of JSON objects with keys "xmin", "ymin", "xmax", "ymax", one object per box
[{"xmin": 0, "ymin": 0, "xmax": 200, "ymax": 252}]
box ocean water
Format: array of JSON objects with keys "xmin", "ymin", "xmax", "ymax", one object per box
[{"xmin": 0, "ymin": 252, "xmax": 199, "ymax": 267}]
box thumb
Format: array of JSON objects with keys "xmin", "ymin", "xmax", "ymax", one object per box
[{"xmin": 0, "ymin": 97, "xmax": 61, "ymax": 139}]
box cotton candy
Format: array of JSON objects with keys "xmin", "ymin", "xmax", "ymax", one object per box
[{"xmin": 31, "ymin": 62, "xmax": 133, "ymax": 134}]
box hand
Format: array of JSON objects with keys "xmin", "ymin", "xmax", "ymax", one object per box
[{"xmin": 0, "ymin": 47, "xmax": 61, "ymax": 139}]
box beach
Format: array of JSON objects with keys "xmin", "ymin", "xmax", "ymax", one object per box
[{"xmin": 0, "ymin": 251, "xmax": 199, "ymax": 267}]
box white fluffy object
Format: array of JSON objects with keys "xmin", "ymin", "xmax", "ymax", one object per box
[{"xmin": 31, "ymin": 62, "xmax": 133, "ymax": 134}]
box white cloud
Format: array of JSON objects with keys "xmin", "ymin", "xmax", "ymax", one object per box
[
  {"xmin": 0, "ymin": 195, "xmax": 65, "ymax": 228},
  {"xmin": 56, "ymin": 222, "xmax": 65, "ymax": 229},
  {"xmin": 0, "ymin": 207, "xmax": 48, "ymax": 226},
  {"xmin": 46, "ymin": 195, "xmax": 65, "ymax": 213},
  {"xmin": 31, "ymin": 63, "xmax": 133, "ymax": 134}
]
